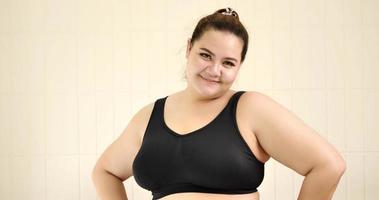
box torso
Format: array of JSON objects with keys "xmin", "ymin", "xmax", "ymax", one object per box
[{"xmin": 136, "ymin": 90, "xmax": 270, "ymax": 200}]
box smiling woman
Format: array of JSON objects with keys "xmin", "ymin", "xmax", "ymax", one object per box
[{"xmin": 92, "ymin": 6, "xmax": 346, "ymax": 200}]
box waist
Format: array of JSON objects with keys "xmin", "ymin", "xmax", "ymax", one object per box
[
  {"xmin": 158, "ymin": 191, "xmax": 259, "ymax": 200},
  {"xmin": 152, "ymin": 183, "xmax": 259, "ymax": 200}
]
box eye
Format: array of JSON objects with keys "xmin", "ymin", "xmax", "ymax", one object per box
[
  {"xmin": 200, "ymin": 53, "xmax": 235, "ymax": 67},
  {"xmin": 200, "ymin": 53, "xmax": 211, "ymax": 59},
  {"xmin": 224, "ymin": 61, "xmax": 235, "ymax": 67}
]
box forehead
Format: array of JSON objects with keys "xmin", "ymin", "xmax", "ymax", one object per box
[{"xmin": 194, "ymin": 29, "xmax": 243, "ymax": 57}]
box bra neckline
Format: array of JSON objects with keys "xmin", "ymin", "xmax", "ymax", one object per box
[{"xmin": 161, "ymin": 91, "xmax": 242, "ymax": 137}]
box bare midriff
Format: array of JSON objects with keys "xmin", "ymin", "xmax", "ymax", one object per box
[{"xmin": 159, "ymin": 191, "xmax": 259, "ymax": 200}]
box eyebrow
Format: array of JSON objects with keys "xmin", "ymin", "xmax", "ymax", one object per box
[{"xmin": 199, "ymin": 48, "xmax": 238, "ymax": 63}]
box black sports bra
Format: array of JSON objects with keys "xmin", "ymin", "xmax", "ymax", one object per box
[{"xmin": 132, "ymin": 91, "xmax": 265, "ymax": 200}]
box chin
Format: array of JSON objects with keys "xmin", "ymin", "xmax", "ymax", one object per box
[{"xmin": 198, "ymin": 87, "xmax": 226, "ymax": 98}]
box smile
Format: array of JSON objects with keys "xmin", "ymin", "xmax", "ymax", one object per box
[{"xmin": 200, "ymin": 75, "xmax": 220, "ymax": 83}]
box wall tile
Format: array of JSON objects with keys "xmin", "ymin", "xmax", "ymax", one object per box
[
  {"xmin": 165, "ymin": 30, "xmax": 187, "ymax": 93},
  {"xmin": 148, "ymin": 0, "xmax": 169, "ymax": 31},
  {"xmin": 291, "ymin": 27, "xmax": 326, "ymax": 89},
  {"xmin": 94, "ymin": 34, "xmax": 113, "ymax": 93},
  {"xmin": 259, "ymin": 159, "xmax": 275, "ymax": 200},
  {"xmin": 253, "ymin": 0, "xmax": 272, "ymax": 27},
  {"xmin": 346, "ymin": 152, "xmax": 365, "ymax": 200},
  {"xmin": 114, "ymin": 92, "xmax": 133, "ymax": 139},
  {"xmin": 293, "ymin": 173, "xmax": 304, "ymax": 199},
  {"xmin": 345, "ymin": 90, "xmax": 364, "ymax": 151},
  {"xmin": 362, "ymin": 0, "xmax": 379, "ymax": 26},
  {"xmin": 113, "ymin": 31, "xmax": 131, "ymax": 92},
  {"xmin": 10, "ymin": 0, "xmax": 45, "ymax": 34},
  {"xmin": 292, "ymin": 0, "xmax": 325, "ymax": 27},
  {"xmin": 8, "ymin": 33, "xmax": 45, "ymax": 94},
  {"xmin": 0, "ymin": 35, "xmax": 12, "ymax": 93},
  {"xmin": 253, "ymin": 27, "xmax": 273, "ymax": 90},
  {"xmin": 46, "ymin": 93, "xmax": 78, "ymax": 155},
  {"xmin": 293, "ymin": 91, "xmax": 328, "ymax": 138},
  {"xmin": 326, "ymin": 27, "xmax": 346, "ymax": 89},
  {"xmin": 76, "ymin": 0, "xmax": 113, "ymax": 34},
  {"xmin": 0, "ymin": 157, "xmax": 11, "ymax": 199},
  {"xmin": 365, "ymin": 152, "xmax": 379, "ymax": 200},
  {"xmin": 10, "ymin": 34, "xmax": 29, "ymax": 94},
  {"xmin": 45, "ymin": 34, "xmax": 77, "ymax": 94},
  {"xmin": 129, "ymin": 1, "xmax": 150, "ymax": 31},
  {"xmin": 344, "ymin": 27, "xmax": 363, "ymax": 89},
  {"xmin": 11, "ymin": 94, "xmax": 31, "ymax": 156},
  {"xmin": 78, "ymin": 94, "xmax": 97, "ymax": 154},
  {"xmin": 365, "ymin": 90, "xmax": 379, "ymax": 151},
  {"xmin": 77, "ymin": 34, "xmax": 96, "ymax": 93},
  {"xmin": 273, "ymin": 27, "xmax": 291, "ymax": 90},
  {"xmin": 12, "ymin": 156, "xmax": 45, "ymax": 200},
  {"xmin": 362, "ymin": 27, "xmax": 379, "ymax": 89},
  {"xmin": 334, "ymin": 153, "xmax": 347, "ymax": 200},
  {"xmin": 326, "ymin": 0, "xmax": 344, "ymax": 27},
  {"xmin": 327, "ymin": 90, "xmax": 346, "ymax": 152},
  {"xmin": 148, "ymin": 31, "xmax": 169, "ymax": 98},
  {"xmin": 272, "ymin": 0, "xmax": 291, "ymax": 27},
  {"xmin": 45, "ymin": 0, "xmax": 76, "ymax": 34},
  {"xmin": 0, "ymin": 1, "xmax": 11, "ymax": 34},
  {"xmin": 275, "ymin": 162, "xmax": 295, "ymax": 200},
  {"xmin": 130, "ymin": 31, "xmax": 150, "ymax": 108},
  {"xmin": 344, "ymin": 0, "xmax": 362, "ymax": 26},
  {"xmin": 0, "ymin": 95, "xmax": 11, "ymax": 156},
  {"xmin": 29, "ymin": 94, "xmax": 46, "ymax": 155},
  {"xmin": 95, "ymin": 92, "xmax": 114, "ymax": 154},
  {"xmin": 46, "ymin": 156, "xmax": 79, "ymax": 200},
  {"xmin": 80, "ymin": 155, "xmax": 97, "ymax": 200},
  {"xmin": 234, "ymin": 0, "xmax": 255, "ymax": 28}
]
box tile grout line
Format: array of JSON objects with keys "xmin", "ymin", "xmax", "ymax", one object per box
[
  {"xmin": 270, "ymin": 0, "xmax": 277, "ymax": 199},
  {"xmin": 288, "ymin": 0, "xmax": 295, "ymax": 197},
  {"xmin": 359, "ymin": 0, "xmax": 366, "ymax": 199},
  {"xmin": 43, "ymin": 13, "xmax": 47, "ymax": 199},
  {"xmin": 75, "ymin": 1, "xmax": 81, "ymax": 198}
]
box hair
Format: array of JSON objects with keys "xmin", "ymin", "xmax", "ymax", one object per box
[
  {"xmin": 181, "ymin": 7, "xmax": 249, "ymax": 81},
  {"xmin": 189, "ymin": 7, "xmax": 249, "ymax": 63}
]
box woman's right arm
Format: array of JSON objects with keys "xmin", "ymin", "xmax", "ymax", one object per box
[{"xmin": 92, "ymin": 103, "xmax": 154, "ymax": 200}]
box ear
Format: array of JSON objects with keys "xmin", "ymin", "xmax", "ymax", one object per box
[{"xmin": 186, "ymin": 38, "xmax": 192, "ymax": 59}]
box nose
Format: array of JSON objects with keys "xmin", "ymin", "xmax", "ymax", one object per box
[{"xmin": 206, "ymin": 62, "xmax": 221, "ymax": 77}]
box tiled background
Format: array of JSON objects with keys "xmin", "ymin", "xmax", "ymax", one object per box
[{"xmin": 0, "ymin": 0, "xmax": 378, "ymax": 199}]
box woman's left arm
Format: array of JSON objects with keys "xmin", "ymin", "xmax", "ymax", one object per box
[{"xmin": 244, "ymin": 91, "xmax": 346, "ymax": 200}]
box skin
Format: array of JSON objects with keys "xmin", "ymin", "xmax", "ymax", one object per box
[
  {"xmin": 180, "ymin": 29, "xmax": 243, "ymax": 103},
  {"xmin": 92, "ymin": 29, "xmax": 346, "ymax": 200}
]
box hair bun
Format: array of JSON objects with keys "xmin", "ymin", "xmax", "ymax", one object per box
[{"xmin": 215, "ymin": 7, "xmax": 239, "ymax": 20}]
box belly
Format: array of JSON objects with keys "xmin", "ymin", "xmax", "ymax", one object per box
[{"xmin": 159, "ymin": 191, "xmax": 260, "ymax": 200}]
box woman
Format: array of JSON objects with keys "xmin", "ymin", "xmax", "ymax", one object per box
[{"xmin": 92, "ymin": 8, "xmax": 346, "ymax": 200}]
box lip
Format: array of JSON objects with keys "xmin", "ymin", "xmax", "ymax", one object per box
[{"xmin": 200, "ymin": 75, "xmax": 220, "ymax": 83}]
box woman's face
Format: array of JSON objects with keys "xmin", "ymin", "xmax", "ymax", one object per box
[{"xmin": 185, "ymin": 29, "xmax": 243, "ymax": 97}]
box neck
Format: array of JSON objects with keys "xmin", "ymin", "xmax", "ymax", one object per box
[{"xmin": 180, "ymin": 86, "xmax": 232, "ymax": 105}]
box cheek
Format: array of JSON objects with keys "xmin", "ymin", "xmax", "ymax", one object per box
[
  {"xmin": 222, "ymin": 71, "xmax": 238, "ymax": 82},
  {"xmin": 188, "ymin": 58, "xmax": 208, "ymax": 72}
]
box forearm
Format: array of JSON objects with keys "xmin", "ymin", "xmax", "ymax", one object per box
[
  {"xmin": 92, "ymin": 168, "xmax": 128, "ymax": 200},
  {"xmin": 297, "ymin": 164, "xmax": 345, "ymax": 200}
]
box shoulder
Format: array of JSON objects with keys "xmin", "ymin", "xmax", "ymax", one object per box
[
  {"xmin": 238, "ymin": 91, "xmax": 272, "ymax": 112},
  {"xmin": 130, "ymin": 101, "xmax": 156, "ymax": 143},
  {"xmin": 238, "ymin": 91, "xmax": 281, "ymax": 132}
]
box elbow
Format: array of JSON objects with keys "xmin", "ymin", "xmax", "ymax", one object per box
[
  {"xmin": 92, "ymin": 161, "xmax": 105, "ymax": 185},
  {"xmin": 335, "ymin": 157, "xmax": 346, "ymax": 176},
  {"xmin": 322, "ymin": 156, "xmax": 347, "ymax": 177}
]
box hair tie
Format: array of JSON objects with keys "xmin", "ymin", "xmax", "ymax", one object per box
[{"xmin": 220, "ymin": 7, "xmax": 238, "ymax": 18}]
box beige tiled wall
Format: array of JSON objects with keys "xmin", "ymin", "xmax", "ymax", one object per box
[{"xmin": 0, "ymin": 0, "xmax": 378, "ymax": 199}]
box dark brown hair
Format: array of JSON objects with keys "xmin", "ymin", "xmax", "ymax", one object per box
[{"xmin": 189, "ymin": 7, "xmax": 249, "ymax": 63}]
